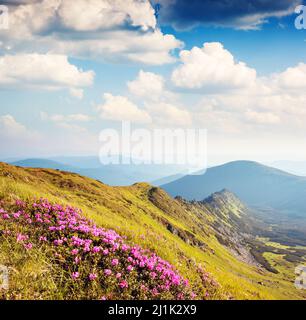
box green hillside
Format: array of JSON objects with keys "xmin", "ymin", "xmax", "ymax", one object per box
[{"xmin": 0, "ymin": 162, "xmax": 304, "ymax": 300}]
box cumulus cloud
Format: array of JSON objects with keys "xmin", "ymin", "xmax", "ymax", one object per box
[
  {"xmin": 1, "ymin": 0, "xmax": 183, "ymax": 65},
  {"xmin": 6, "ymin": 0, "xmax": 156, "ymax": 35},
  {"xmin": 126, "ymin": 70, "xmax": 191, "ymax": 125},
  {"xmin": 0, "ymin": 113, "xmax": 99, "ymax": 158},
  {"xmin": 271, "ymin": 63, "xmax": 306, "ymax": 90},
  {"xmin": 193, "ymin": 88, "xmax": 306, "ymax": 137},
  {"xmin": 69, "ymin": 88, "xmax": 85, "ymax": 99},
  {"xmin": 0, "ymin": 53, "xmax": 94, "ymax": 97},
  {"xmin": 58, "ymin": 0, "xmax": 156, "ymax": 31},
  {"xmin": 151, "ymin": 0, "xmax": 300, "ymax": 30},
  {"xmin": 96, "ymin": 90, "xmax": 191, "ymax": 126},
  {"xmin": 128, "ymin": 70, "xmax": 165, "ymax": 99},
  {"xmin": 41, "ymin": 112, "xmax": 92, "ymax": 132},
  {"xmin": 97, "ymin": 93, "xmax": 152, "ymax": 123},
  {"xmin": 41, "ymin": 112, "xmax": 91, "ymax": 123},
  {"xmin": 245, "ymin": 111, "xmax": 281, "ymax": 124},
  {"xmin": 0, "ymin": 115, "xmax": 41, "ymax": 156},
  {"xmin": 50, "ymin": 30, "xmax": 182, "ymax": 65},
  {"xmin": 176, "ymin": 42, "xmax": 306, "ymax": 136},
  {"xmin": 0, "ymin": 114, "xmax": 34, "ymax": 137},
  {"xmin": 171, "ymin": 42, "xmax": 256, "ymax": 92},
  {"xmin": 102, "ymin": 41, "xmax": 306, "ymax": 134},
  {"xmin": 145, "ymin": 102, "xmax": 192, "ymax": 126}
]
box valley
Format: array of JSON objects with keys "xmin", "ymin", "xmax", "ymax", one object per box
[{"xmin": 0, "ymin": 162, "xmax": 305, "ymax": 300}]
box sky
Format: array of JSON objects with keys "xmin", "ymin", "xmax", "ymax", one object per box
[{"xmin": 1, "ymin": 0, "xmax": 306, "ymax": 166}]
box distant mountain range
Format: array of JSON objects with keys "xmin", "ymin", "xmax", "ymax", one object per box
[
  {"xmin": 10, "ymin": 157, "xmax": 192, "ymax": 186},
  {"xmin": 11, "ymin": 159, "xmax": 77, "ymax": 171},
  {"xmin": 1, "ymin": 161, "xmax": 305, "ymax": 299},
  {"xmin": 10, "ymin": 158, "xmax": 306, "ymax": 215},
  {"xmin": 162, "ymin": 160, "xmax": 306, "ymax": 215}
]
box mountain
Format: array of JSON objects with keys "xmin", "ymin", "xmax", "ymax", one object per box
[
  {"xmin": 152, "ymin": 168, "xmax": 206, "ymax": 186},
  {"xmin": 11, "ymin": 158, "xmax": 77, "ymax": 171},
  {"xmin": 79, "ymin": 164, "xmax": 190, "ymax": 186},
  {"xmin": 9, "ymin": 157, "xmax": 191, "ymax": 186},
  {"xmin": 0, "ymin": 162, "xmax": 305, "ymax": 300},
  {"xmin": 162, "ymin": 161, "xmax": 306, "ymax": 215},
  {"xmin": 50, "ymin": 155, "xmax": 108, "ymax": 169},
  {"xmin": 151, "ymin": 173, "xmax": 186, "ymax": 186}
]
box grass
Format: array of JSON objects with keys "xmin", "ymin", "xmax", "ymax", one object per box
[{"xmin": 0, "ymin": 162, "xmax": 305, "ymax": 300}]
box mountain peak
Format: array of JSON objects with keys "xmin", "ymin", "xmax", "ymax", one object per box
[
  {"xmin": 202, "ymin": 189, "xmax": 245, "ymax": 210},
  {"xmin": 162, "ymin": 160, "xmax": 306, "ymax": 215}
]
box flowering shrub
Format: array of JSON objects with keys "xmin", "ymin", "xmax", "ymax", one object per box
[{"xmin": 0, "ymin": 199, "xmax": 195, "ymax": 300}]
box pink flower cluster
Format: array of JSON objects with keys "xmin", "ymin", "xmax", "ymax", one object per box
[{"xmin": 0, "ymin": 198, "xmax": 195, "ymax": 300}]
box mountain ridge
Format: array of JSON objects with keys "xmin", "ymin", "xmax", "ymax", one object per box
[
  {"xmin": 1, "ymin": 162, "xmax": 305, "ymax": 299},
  {"xmin": 162, "ymin": 160, "xmax": 306, "ymax": 215},
  {"xmin": 8, "ymin": 157, "xmax": 191, "ymax": 187}
]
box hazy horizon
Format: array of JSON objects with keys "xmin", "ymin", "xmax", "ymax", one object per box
[{"xmin": 1, "ymin": 1, "xmax": 306, "ymax": 165}]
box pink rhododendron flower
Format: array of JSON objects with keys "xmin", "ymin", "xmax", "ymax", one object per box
[
  {"xmin": 71, "ymin": 249, "xmax": 79, "ymax": 255},
  {"xmin": 92, "ymin": 246, "xmax": 101, "ymax": 253},
  {"xmin": 119, "ymin": 280, "xmax": 128, "ymax": 289},
  {"xmin": 71, "ymin": 272, "xmax": 79, "ymax": 280},
  {"xmin": 104, "ymin": 269, "xmax": 112, "ymax": 276},
  {"xmin": 17, "ymin": 233, "xmax": 28, "ymax": 243},
  {"xmin": 24, "ymin": 243, "xmax": 33, "ymax": 250},
  {"xmin": 89, "ymin": 273, "xmax": 97, "ymax": 281},
  {"xmin": 0, "ymin": 198, "xmax": 195, "ymax": 300},
  {"xmin": 127, "ymin": 265, "xmax": 133, "ymax": 272},
  {"xmin": 111, "ymin": 259, "xmax": 119, "ymax": 266}
]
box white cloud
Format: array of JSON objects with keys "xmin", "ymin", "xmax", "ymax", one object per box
[
  {"xmin": 271, "ymin": 63, "xmax": 306, "ymax": 90},
  {"xmin": 193, "ymin": 89, "xmax": 306, "ymax": 137},
  {"xmin": 0, "ymin": 115, "xmax": 32, "ymax": 137},
  {"xmin": 0, "ymin": 113, "xmax": 99, "ymax": 158},
  {"xmin": 145, "ymin": 102, "xmax": 192, "ymax": 126},
  {"xmin": 0, "ymin": 115, "xmax": 41, "ymax": 156},
  {"xmin": 171, "ymin": 42, "xmax": 256, "ymax": 91},
  {"xmin": 41, "ymin": 112, "xmax": 91, "ymax": 123},
  {"xmin": 126, "ymin": 70, "xmax": 192, "ymax": 126},
  {"xmin": 128, "ymin": 70, "xmax": 165, "ymax": 99},
  {"xmin": 171, "ymin": 43, "xmax": 306, "ymax": 135},
  {"xmin": 1, "ymin": 0, "xmax": 183, "ymax": 65},
  {"xmin": 41, "ymin": 112, "xmax": 91, "ymax": 132},
  {"xmin": 45, "ymin": 29, "xmax": 182, "ymax": 65},
  {"xmin": 57, "ymin": 0, "xmax": 156, "ymax": 31},
  {"xmin": 0, "ymin": 54, "xmax": 94, "ymax": 97},
  {"xmin": 69, "ymin": 88, "xmax": 84, "ymax": 99},
  {"xmin": 96, "ymin": 91, "xmax": 191, "ymax": 126},
  {"xmin": 97, "ymin": 93, "xmax": 152, "ymax": 123},
  {"xmin": 245, "ymin": 111, "xmax": 281, "ymax": 124},
  {"xmin": 7, "ymin": 0, "xmax": 156, "ymax": 35}
]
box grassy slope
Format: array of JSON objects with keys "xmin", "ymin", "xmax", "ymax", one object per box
[{"xmin": 0, "ymin": 162, "xmax": 304, "ymax": 300}]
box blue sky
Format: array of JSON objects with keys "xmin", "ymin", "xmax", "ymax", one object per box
[{"xmin": 1, "ymin": 0, "xmax": 306, "ymax": 165}]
